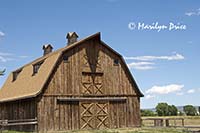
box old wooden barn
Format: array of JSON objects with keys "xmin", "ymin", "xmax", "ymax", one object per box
[{"xmin": 0, "ymin": 32, "xmax": 143, "ymax": 132}]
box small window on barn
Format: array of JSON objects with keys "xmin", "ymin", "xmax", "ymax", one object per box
[
  {"xmin": 33, "ymin": 60, "xmax": 44, "ymax": 75},
  {"xmin": 113, "ymin": 59, "xmax": 119, "ymax": 66},
  {"xmin": 63, "ymin": 55, "xmax": 69, "ymax": 63},
  {"xmin": 12, "ymin": 69, "xmax": 22, "ymax": 81}
]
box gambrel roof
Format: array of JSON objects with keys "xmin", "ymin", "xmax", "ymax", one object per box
[{"xmin": 0, "ymin": 32, "xmax": 143, "ymax": 102}]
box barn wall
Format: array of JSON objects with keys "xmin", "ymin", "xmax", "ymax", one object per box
[
  {"xmin": 43, "ymin": 38, "xmax": 137, "ymax": 96},
  {"xmin": 109, "ymin": 97, "xmax": 141, "ymax": 128},
  {"xmin": 0, "ymin": 98, "xmax": 37, "ymax": 131},
  {"xmin": 37, "ymin": 96, "xmax": 79, "ymax": 132},
  {"xmin": 37, "ymin": 96, "xmax": 140, "ymax": 132},
  {"xmin": 37, "ymin": 38, "xmax": 141, "ymax": 131}
]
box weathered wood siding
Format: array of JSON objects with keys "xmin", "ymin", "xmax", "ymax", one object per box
[
  {"xmin": 43, "ymin": 39, "xmax": 137, "ymax": 96},
  {"xmin": 37, "ymin": 96, "xmax": 80, "ymax": 131},
  {"xmin": 37, "ymin": 96, "xmax": 140, "ymax": 131},
  {"xmin": 0, "ymin": 98, "xmax": 37, "ymax": 131},
  {"xmin": 37, "ymin": 38, "xmax": 141, "ymax": 131}
]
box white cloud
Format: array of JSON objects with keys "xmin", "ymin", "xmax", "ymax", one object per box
[
  {"xmin": 0, "ymin": 31, "xmax": 5, "ymax": 37},
  {"xmin": 187, "ymin": 89, "xmax": 195, "ymax": 94},
  {"xmin": 127, "ymin": 62, "xmax": 155, "ymax": 70},
  {"xmin": 18, "ymin": 55, "xmax": 29, "ymax": 58},
  {"xmin": 187, "ymin": 41, "xmax": 193, "ymax": 44},
  {"xmin": 0, "ymin": 52, "xmax": 14, "ymax": 62},
  {"xmin": 0, "ymin": 56, "xmax": 7, "ymax": 62},
  {"xmin": 176, "ymin": 92, "xmax": 184, "ymax": 96},
  {"xmin": 124, "ymin": 53, "xmax": 184, "ymax": 61},
  {"xmin": 0, "ymin": 52, "xmax": 30, "ymax": 62},
  {"xmin": 0, "ymin": 56, "xmax": 13, "ymax": 62},
  {"xmin": 145, "ymin": 94, "xmax": 155, "ymax": 99},
  {"xmin": 0, "ymin": 52, "xmax": 13, "ymax": 56},
  {"xmin": 185, "ymin": 12, "xmax": 196, "ymax": 16},
  {"xmin": 146, "ymin": 84, "xmax": 184, "ymax": 94},
  {"xmin": 125, "ymin": 53, "xmax": 184, "ymax": 70},
  {"xmin": 185, "ymin": 8, "xmax": 200, "ymax": 16}
]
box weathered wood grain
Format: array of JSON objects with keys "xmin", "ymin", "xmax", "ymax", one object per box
[{"xmin": 0, "ymin": 36, "xmax": 141, "ymax": 132}]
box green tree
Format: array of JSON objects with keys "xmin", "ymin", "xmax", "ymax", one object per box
[
  {"xmin": 183, "ymin": 105, "xmax": 197, "ymax": 116},
  {"xmin": 141, "ymin": 109, "xmax": 157, "ymax": 116},
  {"xmin": 156, "ymin": 103, "xmax": 169, "ymax": 116},
  {"xmin": 156, "ymin": 103, "xmax": 178, "ymax": 116},
  {"xmin": 0, "ymin": 69, "xmax": 5, "ymax": 76},
  {"xmin": 168, "ymin": 105, "xmax": 178, "ymax": 116},
  {"xmin": 178, "ymin": 111, "xmax": 184, "ymax": 116}
]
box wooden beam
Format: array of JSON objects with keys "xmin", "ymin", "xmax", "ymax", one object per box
[
  {"xmin": 82, "ymin": 71, "xmax": 103, "ymax": 75},
  {"xmin": 43, "ymin": 94, "xmax": 138, "ymax": 97},
  {"xmin": 1, "ymin": 121, "xmax": 37, "ymax": 126},
  {"xmin": 6, "ymin": 118, "xmax": 37, "ymax": 123},
  {"xmin": 142, "ymin": 118, "xmax": 184, "ymax": 120},
  {"xmin": 57, "ymin": 97, "xmax": 127, "ymax": 102},
  {"xmin": 0, "ymin": 118, "xmax": 38, "ymax": 127}
]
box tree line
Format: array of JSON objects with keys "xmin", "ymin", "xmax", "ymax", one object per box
[{"xmin": 141, "ymin": 102, "xmax": 199, "ymax": 116}]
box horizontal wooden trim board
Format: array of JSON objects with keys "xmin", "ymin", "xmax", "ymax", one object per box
[
  {"xmin": 6, "ymin": 118, "xmax": 37, "ymax": 123},
  {"xmin": 1, "ymin": 121, "xmax": 38, "ymax": 126},
  {"xmin": 43, "ymin": 94, "xmax": 138, "ymax": 97},
  {"xmin": 1, "ymin": 121, "xmax": 37, "ymax": 126},
  {"xmin": 57, "ymin": 97, "xmax": 127, "ymax": 102},
  {"xmin": 142, "ymin": 118, "xmax": 184, "ymax": 120},
  {"xmin": 0, "ymin": 118, "xmax": 38, "ymax": 126},
  {"xmin": 82, "ymin": 71, "xmax": 103, "ymax": 75}
]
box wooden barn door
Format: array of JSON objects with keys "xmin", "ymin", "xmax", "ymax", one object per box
[{"xmin": 80, "ymin": 102, "xmax": 109, "ymax": 129}]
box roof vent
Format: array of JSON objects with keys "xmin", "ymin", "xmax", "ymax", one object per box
[
  {"xmin": 66, "ymin": 32, "xmax": 79, "ymax": 45},
  {"xmin": 43, "ymin": 44, "xmax": 53, "ymax": 56}
]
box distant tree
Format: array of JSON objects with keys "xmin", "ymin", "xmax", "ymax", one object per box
[
  {"xmin": 178, "ymin": 111, "xmax": 184, "ymax": 116},
  {"xmin": 141, "ymin": 109, "xmax": 157, "ymax": 116},
  {"xmin": 156, "ymin": 103, "xmax": 169, "ymax": 116},
  {"xmin": 168, "ymin": 105, "xmax": 178, "ymax": 116},
  {"xmin": 198, "ymin": 106, "xmax": 200, "ymax": 115},
  {"xmin": 0, "ymin": 69, "xmax": 6, "ymax": 76},
  {"xmin": 183, "ymin": 105, "xmax": 197, "ymax": 116}
]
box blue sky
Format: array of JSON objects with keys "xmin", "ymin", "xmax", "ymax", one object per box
[{"xmin": 0, "ymin": 0, "xmax": 199, "ymax": 108}]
